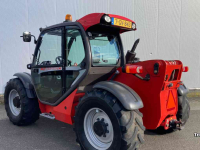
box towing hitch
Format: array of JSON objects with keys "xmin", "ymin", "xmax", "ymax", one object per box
[
  {"xmin": 169, "ymin": 120, "xmax": 184, "ymax": 130},
  {"xmin": 161, "ymin": 116, "xmax": 184, "ymax": 130}
]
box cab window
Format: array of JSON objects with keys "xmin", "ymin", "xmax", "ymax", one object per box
[
  {"xmin": 89, "ymin": 33, "xmax": 120, "ymax": 66},
  {"xmin": 66, "ymin": 29, "xmax": 85, "ymax": 66},
  {"xmin": 35, "ymin": 29, "xmax": 62, "ymax": 66},
  {"xmin": 65, "ymin": 29, "xmax": 85, "ymax": 89}
]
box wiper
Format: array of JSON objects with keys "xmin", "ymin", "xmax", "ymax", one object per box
[{"xmin": 90, "ymin": 39, "xmax": 108, "ymax": 41}]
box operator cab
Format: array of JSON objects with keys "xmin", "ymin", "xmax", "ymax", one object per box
[{"xmin": 21, "ymin": 13, "xmax": 137, "ymax": 105}]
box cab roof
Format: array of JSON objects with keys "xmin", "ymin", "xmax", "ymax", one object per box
[
  {"xmin": 77, "ymin": 13, "xmax": 136, "ymax": 33},
  {"xmin": 40, "ymin": 13, "xmax": 136, "ymax": 34}
]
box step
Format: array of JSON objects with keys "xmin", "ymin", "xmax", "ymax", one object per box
[{"xmin": 40, "ymin": 113, "xmax": 55, "ymax": 120}]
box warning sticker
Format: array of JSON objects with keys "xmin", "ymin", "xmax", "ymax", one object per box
[{"xmin": 166, "ymin": 91, "xmax": 176, "ymax": 111}]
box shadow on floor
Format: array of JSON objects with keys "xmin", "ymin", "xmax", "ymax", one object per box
[{"xmin": 145, "ymin": 127, "xmax": 175, "ymax": 135}]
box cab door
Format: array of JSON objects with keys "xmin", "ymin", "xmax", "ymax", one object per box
[
  {"xmin": 31, "ymin": 28, "xmax": 64, "ymax": 104},
  {"xmin": 64, "ymin": 27, "xmax": 86, "ymax": 91},
  {"xmin": 31, "ymin": 26, "xmax": 88, "ymax": 105}
]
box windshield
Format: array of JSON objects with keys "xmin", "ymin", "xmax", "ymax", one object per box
[{"xmin": 89, "ymin": 33, "xmax": 120, "ymax": 66}]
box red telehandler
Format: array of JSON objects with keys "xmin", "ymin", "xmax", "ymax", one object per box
[{"xmin": 4, "ymin": 13, "xmax": 190, "ymax": 150}]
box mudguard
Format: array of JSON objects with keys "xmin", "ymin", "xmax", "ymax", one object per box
[
  {"xmin": 178, "ymin": 84, "xmax": 189, "ymax": 96},
  {"xmin": 14, "ymin": 72, "xmax": 36, "ymax": 99},
  {"xmin": 93, "ymin": 81, "xmax": 143, "ymax": 110}
]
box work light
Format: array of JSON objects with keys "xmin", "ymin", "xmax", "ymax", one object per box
[
  {"xmin": 132, "ymin": 23, "xmax": 136, "ymax": 30},
  {"xmin": 104, "ymin": 15, "xmax": 111, "ymax": 23}
]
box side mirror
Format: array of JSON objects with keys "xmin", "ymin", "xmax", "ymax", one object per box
[
  {"xmin": 27, "ymin": 64, "xmax": 32, "ymax": 70},
  {"xmin": 20, "ymin": 32, "xmax": 37, "ymax": 44},
  {"xmin": 21, "ymin": 31, "xmax": 32, "ymax": 42}
]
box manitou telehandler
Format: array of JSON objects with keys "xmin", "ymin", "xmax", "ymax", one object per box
[{"xmin": 4, "ymin": 13, "xmax": 190, "ymax": 150}]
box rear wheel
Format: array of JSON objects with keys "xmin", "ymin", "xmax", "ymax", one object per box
[
  {"xmin": 4, "ymin": 78, "xmax": 40, "ymax": 126},
  {"xmin": 177, "ymin": 95, "xmax": 190, "ymax": 126},
  {"xmin": 74, "ymin": 89, "xmax": 145, "ymax": 150}
]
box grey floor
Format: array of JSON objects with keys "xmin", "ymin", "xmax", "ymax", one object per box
[{"xmin": 0, "ymin": 98, "xmax": 199, "ymax": 150}]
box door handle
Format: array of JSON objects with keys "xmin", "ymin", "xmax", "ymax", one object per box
[{"xmin": 33, "ymin": 68, "xmax": 39, "ymax": 73}]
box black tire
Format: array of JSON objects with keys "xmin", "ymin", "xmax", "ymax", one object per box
[
  {"xmin": 74, "ymin": 89, "xmax": 145, "ymax": 150},
  {"xmin": 177, "ymin": 95, "xmax": 190, "ymax": 126},
  {"xmin": 4, "ymin": 78, "xmax": 40, "ymax": 126}
]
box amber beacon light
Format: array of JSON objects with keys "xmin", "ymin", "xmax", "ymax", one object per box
[{"xmin": 65, "ymin": 14, "xmax": 72, "ymax": 22}]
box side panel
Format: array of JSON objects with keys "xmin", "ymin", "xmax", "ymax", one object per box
[
  {"xmin": 114, "ymin": 60, "xmax": 166, "ymax": 129},
  {"xmin": 39, "ymin": 89, "xmax": 79, "ymax": 125},
  {"xmin": 114, "ymin": 60, "xmax": 182, "ymax": 129}
]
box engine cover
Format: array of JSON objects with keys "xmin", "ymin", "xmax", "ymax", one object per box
[{"xmin": 114, "ymin": 60, "xmax": 184, "ymax": 129}]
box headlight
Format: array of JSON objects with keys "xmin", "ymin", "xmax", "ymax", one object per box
[
  {"xmin": 132, "ymin": 23, "xmax": 136, "ymax": 30},
  {"xmin": 104, "ymin": 15, "xmax": 111, "ymax": 23}
]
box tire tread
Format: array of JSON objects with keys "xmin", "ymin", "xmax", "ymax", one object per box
[
  {"xmin": 4, "ymin": 78, "xmax": 39, "ymax": 126},
  {"xmin": 74, "ymin": 89, "xmax": 145, "ymax": 150}
]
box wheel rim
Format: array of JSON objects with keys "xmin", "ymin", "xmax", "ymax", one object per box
[
  {"xmin": 84, "ymin": 108, "xmax": 114, "ymax": 150},
  {"xmin": 9, "ymin": 89, "xmax": 21, "ymax": 116}
]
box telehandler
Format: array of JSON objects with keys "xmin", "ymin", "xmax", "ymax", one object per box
[{"xmin": 4, "ymin": 13, "xmax": 190, "ymax": 150}]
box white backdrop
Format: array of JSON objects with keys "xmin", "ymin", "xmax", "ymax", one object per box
[{"xmin": 0, "ymin": 0, "xmax": 200, "ymax": 93}]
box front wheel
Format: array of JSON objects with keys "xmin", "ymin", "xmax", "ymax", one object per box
[
  {"xmin": 4, "ymin": 78, "xmax": 40, "ymax": 126},
  {"xmin": 74, "ymin": 89, "xmax": 145, "ymax": 150}
]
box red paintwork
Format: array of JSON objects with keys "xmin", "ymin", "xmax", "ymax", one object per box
[
  {"xmin": 113, "ymin": 60, "xmax": 183, "ymax": 129},
  {"xmin": 77, "ymin": 13, "xmax": 135, "ymax": 33},
  {"xmin": 38, "ymin": 60, "xmax": 184, "ymax": 130},
  {"xmin": 77, "ymin": 13, "xmax": 104, "ymax": 31},
  {"xmin": 71, "ymin": 92, "xmax": 85, "ymax": 123},
  {"xmin": 39, "ymin": 90, "xmax": 85, "ymax": 125}
]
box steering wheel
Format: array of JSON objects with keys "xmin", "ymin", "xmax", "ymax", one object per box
[
  {"xmin": 68, "ymin": 60, "xmax": 72, "ymax": 66},
  {"xmin": 55, "ymin": 56, "xmax": 72, "ymax": 66},
  {"xmin": 55, "ymin": 56, "xmax": 62, "ymax": 64}
]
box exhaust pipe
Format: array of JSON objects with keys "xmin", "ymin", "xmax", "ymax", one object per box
[{"xmin": 125, "ymin": 39, "xmax": 140, "ymax": 64}]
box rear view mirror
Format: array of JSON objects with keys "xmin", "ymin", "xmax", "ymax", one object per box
[{"xmin": 21, "ymin": 31, "xmax": 31, "ymax": 42}]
